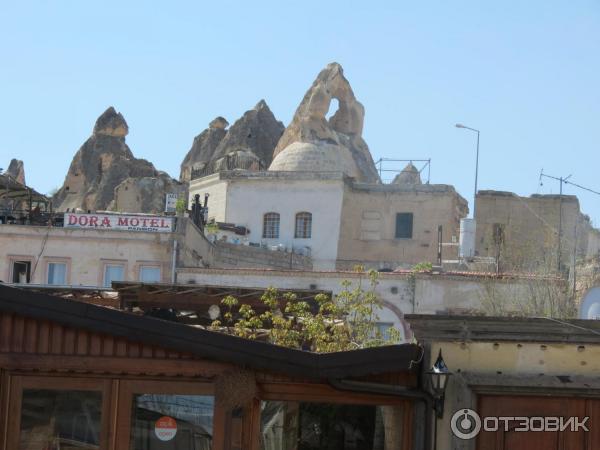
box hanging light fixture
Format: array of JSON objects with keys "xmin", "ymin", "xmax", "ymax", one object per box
[{"xmin": 426, "ymin": 349, "xmax": 452, "ymax": 418}]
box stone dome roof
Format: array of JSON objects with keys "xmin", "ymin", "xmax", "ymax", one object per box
[
  {"xmin": 268, "ymin": 142, "xmax": 362, "ymax": 177},
  {"xmin": 392, "ymin": 163, "xmax": 422, "ymax": 185}
]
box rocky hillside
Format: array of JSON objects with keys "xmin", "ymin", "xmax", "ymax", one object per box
[
  {"xmin": 53, "ymin": 107, "xmax": 181, "ymax": 213},
  {"xmin": 179, "ymin": 100, "xmax": 284, "ymax": 182}
]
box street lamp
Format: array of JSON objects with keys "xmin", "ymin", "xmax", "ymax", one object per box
[
  {"xmin": 456, "ymin": 124, "xmax": 480, "ymax": 219},
  {"xmin": 426, "ymin": 349, "xmax": 452, "ymax": 418}
]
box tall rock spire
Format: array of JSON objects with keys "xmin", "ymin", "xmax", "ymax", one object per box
[
  {"xmin": 179, "ymin": 100, "xmax": 284, "ymax": 182},
  {"xmin": 269, "ymin": 63, "xmax": 380, "ymax": 183},
  {"xmin": 53, "ymin": 107, "xmax": 181, "ymax": 213}
]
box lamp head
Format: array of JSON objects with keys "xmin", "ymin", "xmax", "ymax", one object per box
[{"xmin": 427, "ymin": 349, "xmax": 452, "ymax": 396}]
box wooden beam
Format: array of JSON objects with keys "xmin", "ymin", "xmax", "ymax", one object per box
[{"xmin": 0, "ymin": 353, "xmax": 234, "ymax": 377}]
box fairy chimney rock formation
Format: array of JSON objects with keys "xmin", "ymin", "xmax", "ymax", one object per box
[
  {"xmin": 53, "ymin": 107, "xmax": 180, "ymax": 213},
  {"xmin": 93, "ymin": 107, "xmax": 129, "ymax": 137},
  {"xmin": 7, "ymin": 159, "xmax": 26, "ymax": 185},
  {"xmin": 180, "ymin": 117, "xmax": 229, "ymax": 182},
  {"xmin": 392, "ymin": 163, "xmax": 422, "ymax": 186},
  {"xmin": 269, "ymin": 63, "xmax": 380, "ymax": 183},
  {"xmin": 179, "ymin": 100, "xmax": 284, "ymax": 182}
]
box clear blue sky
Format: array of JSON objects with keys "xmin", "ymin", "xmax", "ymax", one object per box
[{"xmin": 1, "ymin": 1, "xmax": 599, "ymax": 222}]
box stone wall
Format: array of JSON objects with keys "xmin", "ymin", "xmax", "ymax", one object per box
[
  {"xmin": 212, "ymin": 242, "xmax": 312, "ymax": 270},
  {"xmin": 0, "ymin": 223, "xmax": 174, "ymax": 286},
  {"xmin": 175, "ymin": 267, "xmax": 558, "ymax": 340},
  {"xmin": 336, "ymin": 182, "xmax": 468, "ymax": 269},
  {"xmin": 475, "ymin": 191, "xmax": 597, "ymax": 270},
  {"xmin": 189, "ymin": 171, "xmax": 346, "ymax": 270}
]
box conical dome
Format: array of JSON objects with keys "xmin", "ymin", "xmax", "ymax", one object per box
[{"xmin": 392, "ymin": 163, "xmax": 422, "ymax": 185}]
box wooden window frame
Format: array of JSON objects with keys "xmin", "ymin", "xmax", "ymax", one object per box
[
  {"xmin": 115, "ymin": 379, "xmax": 222, "ymax": 450},
  {"xmin": 253, "ymin": 383, "xmax": 414, "ymax": 450},
  {"xmin": 5, "ymin": 375, "xmax": 112, "ymax": 450},
  {"xmin": 7, "ymin": 255, "xmax": 34, "ymax": 284}
]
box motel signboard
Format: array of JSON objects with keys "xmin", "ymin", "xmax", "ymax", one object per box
[{"xmin": 64, "ymin": 213, "xmax": 174, "ymax": 233}]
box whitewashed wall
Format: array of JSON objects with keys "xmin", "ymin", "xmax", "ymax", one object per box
[{"xmin": 190, "ymin": 174, "xmax": 346, "ymax": 270}]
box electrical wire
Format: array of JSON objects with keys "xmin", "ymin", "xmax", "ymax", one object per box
[
  {"xmin": 537, "ymin": 316, "xmax": 600, "ymax": 337},
  {"xmin": 30, "ymin": 223, "xmax": 52, "ymax": 280}
]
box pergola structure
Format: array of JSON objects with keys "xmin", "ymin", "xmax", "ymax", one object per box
[
  {"xmin": 0, "ymin": 172, "xmax": 51, "ymax": 224},
  {"xmin": 112, "ymin": 281, "xmax": 329, "ymax": 325},
  {"xmin": 9, "ymin": 282, "xmax": 331, "ymax": 326}
]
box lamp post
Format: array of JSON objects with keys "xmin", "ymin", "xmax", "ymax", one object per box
[
  {"xmin": 426, "ymin": 349, "xmax": 452, "ymax": 418},
  {"xmin": 456, "ymin": 124, "xmax": 480, "ymax": 219},
  {"xmin": 427, "ymin": 349, "xmax": 452, "ymax": 450}
]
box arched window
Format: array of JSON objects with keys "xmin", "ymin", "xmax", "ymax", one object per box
[
  {"xmin": 263, "ymin": 212, "xmax": 280, "ymax": 239},
  {"xmin": 294, "ymin": 212, "xmax": 312, "ymax": 238}
]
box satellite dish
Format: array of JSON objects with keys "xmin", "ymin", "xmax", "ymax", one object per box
[
  {"xmin": 208, "ymin": 304, "xmax": 221, "ymax": 321},
  {"xmin": 579, "ymin": 287, "xmax": 600, "ymax": 320}
]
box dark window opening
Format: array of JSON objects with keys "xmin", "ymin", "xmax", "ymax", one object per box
[
  {"xmin": 261, "ymin": 400, "xmax": 406, "ymax": 450},
  {"xmin": 395, "ymin": 213, "xmax": 413, "ymax": 239},
  {"xmin": 19, "ymin": 389, "xmax": 102, "ymax": 449},
  {"xmin": 12, "ymin": 260, "xmax": 31, "ymax": 283}
]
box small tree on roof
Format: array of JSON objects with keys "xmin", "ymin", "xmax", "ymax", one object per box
[{"xmin": 210, "ymin": 268, "xmax": 401, "ymax": 352}]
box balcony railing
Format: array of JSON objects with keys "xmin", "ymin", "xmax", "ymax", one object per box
[
  {"xmin": 190, "ymin": 154, "xmax": 267, "ymax": 180},
  {"xmin": 0, "ymin": 209, "xmax": 64, "ymax": 227}
]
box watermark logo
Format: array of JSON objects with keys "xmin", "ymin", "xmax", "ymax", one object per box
[
  {"xmin": 451, "ymin": 409, "xmax": 482, "ymax": 440},
  {"xmin": 451, "ymin": 408, "xmax": 589, "ymax": 440}
]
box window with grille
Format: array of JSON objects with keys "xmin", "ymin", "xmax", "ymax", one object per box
[
  {"xmin": 294, "ymin": 212, "xmax": 312, "ymax": 238},
  {"xmin": 263, "ymin": 212, "xmax": 280, "ymax": 239},
  {"xmin": 395, "ymin": 213, "xmax": 413, "ymax": 239}
]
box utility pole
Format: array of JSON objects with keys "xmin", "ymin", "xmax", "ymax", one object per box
[{"xmin": 539, "ymin": 170, "xmax": 571, "ymax": 272}]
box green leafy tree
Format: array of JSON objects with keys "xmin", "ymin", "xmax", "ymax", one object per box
[{"xmin": 210, "ymin": 269, "xmax": 401, "ymax": 352}]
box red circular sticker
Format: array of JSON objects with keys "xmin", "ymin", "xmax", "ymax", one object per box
[{"xmin": 155, "ymin": 416, "xmax": 177, "ymax": 441}]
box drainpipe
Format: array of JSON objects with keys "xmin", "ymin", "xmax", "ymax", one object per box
[
  {"xmin": 329, "ymin": 379, "xmax": 434, "ymax": 450},
  {"xmin": 171, "ymin": 239, "xmax": 178, "ymax": 284}
]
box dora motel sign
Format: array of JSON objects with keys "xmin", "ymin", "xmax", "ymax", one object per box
[{"xmin": 64, "ymin": 212, "xmax": 174, "ymax": 233}]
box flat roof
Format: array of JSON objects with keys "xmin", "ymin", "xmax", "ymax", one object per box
[{"xmin": 406, "ymin": 314, "xmax": 600, "ymax": 344}]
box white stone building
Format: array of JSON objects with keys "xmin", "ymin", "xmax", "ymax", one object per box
[{"xmin": 189, "ymin": 168, "xmax": 467, "ymax": 270}]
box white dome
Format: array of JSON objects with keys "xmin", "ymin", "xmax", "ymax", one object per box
[{"xmin": 268, "ymin": 141, "xmax": 361, "ymax": 177}]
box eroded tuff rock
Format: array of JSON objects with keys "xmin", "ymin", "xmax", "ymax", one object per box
[
  {"xmin": 179, "ymin": 117, "xmax": 228, "ymax": 182},
  {"xmin": 7, "ymin": 159, "xmax": 26, "ymax": 185},
  {"xmin": 110, "ymin": 174, "xmax": 184, "ymax": 214},
  {"xmin": 392, "ymin": 163, "xmax": 422, "ymax": 186},
  {"xmin": 53, "ymin": 107, "xmax": 180, "ymax": 213},
  {"xmin": 270, "ymin": 63, "xmax": 380, "ymax": 183},
  {"xmin": 179, "ymin": 100, "xmax": 284, "ymax": 182}
]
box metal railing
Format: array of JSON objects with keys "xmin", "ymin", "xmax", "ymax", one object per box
[
  {"xmin": 190, "ymin": 154, "xmax": 267, "ymax": 180},
  {"xmin": 0, "ymin": 209, "xmax": 64, "ymax": 227}
]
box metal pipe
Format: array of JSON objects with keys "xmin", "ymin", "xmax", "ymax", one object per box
[
  {"xmin": 329, "ymin": 379, "xmax": 434, "ymax": 450},
  {"xmin": 171, "ymin": 239, "xmax": 178, "ymax": 284},
  {"xmin": 474, "ymin": 129, "xmax": 480, "ymax": 218},
  {"xmin": 455, "ymin": 124, "xmax": 480, "ymax": 219},
  {"xmin": 558, "ymin": 178, "xmax": 563, "ymax": 272}
]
